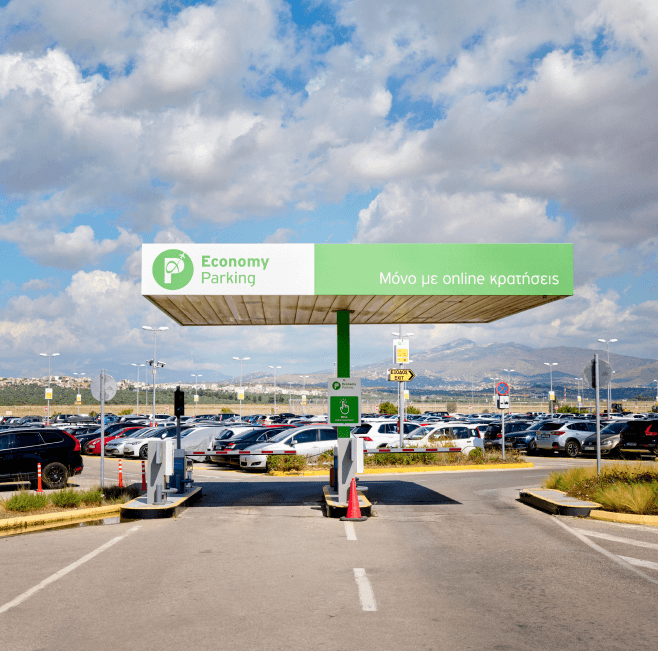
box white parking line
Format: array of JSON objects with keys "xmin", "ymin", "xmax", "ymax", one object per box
[
  {"xmin": 353, "ymin": 568, "xmax": 377, "ymax": 611},
  {"xmin": 619, "ymin": 556, "xmax": 658, "ymax": 571},
  {"xmin": 550, "ymin": 517, "xmax": 658, "ymax": 586},
  {"xmin": 344, "ymin": 522, "xmax": 357, "ymax": 540},
  {"xmin": 574, "ymin": 528, "xmax": 658, "ymax": 550},
  {"xmin": 0, "ymin": 525, "xmax": 141, "ymax": 615}
]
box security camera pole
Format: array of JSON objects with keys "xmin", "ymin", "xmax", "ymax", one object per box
[{"xmin": 142, "ymin": 326, "xmax": 168, "ymax": 425}]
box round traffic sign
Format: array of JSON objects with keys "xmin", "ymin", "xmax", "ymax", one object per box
[
  {"xmin": 90, "ymin": 374, "xmax": 117, "ymax": 402},
  {"xmin": 495, "ymin": 381, "xmax": 509, "ymax": 396}
]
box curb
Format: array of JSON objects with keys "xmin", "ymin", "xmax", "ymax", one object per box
[
  {"xmin": 120, "ymin": 486, "xmax": 202, "ymax": 519},
  {"xmin": 519, "ymin": 488, "xmax": 602, "ymax": 516},
  {"xmin": 589, "ymin": 510, "xmax": 658, "ymax": 527},
  {"xmin": 268, "ymin": 462, "xmax": 534, "ymax": 477},
  {"xmin": 0, "ymin": 504, "xmax": 121, "ymax": 536}
]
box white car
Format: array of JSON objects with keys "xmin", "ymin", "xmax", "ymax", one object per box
[
  {"xmin": 351, "ymin": 420, "xmax": 423, "ymax": 451},
  {"xmin": 104, "ymin": 427, "xmax": 158, "ymax": 456},
  {"xmin": 123, "ymin": 427, "xmax": 189, "ymax": 459},
  {"xmin": 403, "ymin": 422, "xmax": 484, "ymax": 454},
  {"xmin": 239, "ymin": 425, "xmax": 339, "ymax": 470}
]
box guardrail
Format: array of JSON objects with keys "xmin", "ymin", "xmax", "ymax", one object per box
[{"xmin": 186, "ymin": 447, "xmax": 463, "ymax": 457}]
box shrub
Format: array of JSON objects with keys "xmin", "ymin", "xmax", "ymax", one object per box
[
  {"xmin": 267, "ymin": 455, "xmax": 308, "ymax": 472},
  {"xmin": 446, "ymin": 401, "xmax": 457, "ymax": 413},
  {"xmin": 221, "ymin": 407, "xmax": 233, "ymax": 413},
  {"xmin": 407, "ymin": 405, "xmax": 421, "ymax": 414},
  {"xmin": 596, "ymin": 484, "xmax": 658, "ymax": 515},
  {"xmin": 118, "ymin": 408, "xmax": 133, "ymax": 415},
  {"xmin": 378, "ymin": 401, "xmax": 397, "ymax": 415},
  {"xmin": 3, "ymin": 491, "xmax": 49, "ymax": 512},
  {"xmin": 50, "ymin": 488, "xmax": 83, "ymax": 508},
  {"xmin": 102, "ymin": 485, "xmax": 140, "ymax": 502},
  {"xmin": 469, "ymin": 448, "xmax": 484, "ymax": 463},
  {"xmin": 80, "ymin": 489, "xmax": 103, "ymax": 507}
]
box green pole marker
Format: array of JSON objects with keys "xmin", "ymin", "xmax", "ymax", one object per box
[{"xmin": 337, "ymin": 310, "xmax": 351, "ymax": 439}]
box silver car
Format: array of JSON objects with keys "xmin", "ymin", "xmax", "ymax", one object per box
[{"xmin": 535, "ymin": 420, "xmax": 597, "ymax": 457}]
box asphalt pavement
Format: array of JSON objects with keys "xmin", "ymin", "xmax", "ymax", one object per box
[{"xmin": 1, "ymin": 457, "xmax": 657, "ymax": 650}]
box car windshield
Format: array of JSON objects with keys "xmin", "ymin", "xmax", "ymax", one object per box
[
  {"xmin": 406, "ymin": 427, "xmax": 430, "ymax": 440},
  {"xmin": 601, "ymin": 422, "xmax": 626, "ymax": 435},
  {"xmin": 268, "ymin": 429, "xmax": 295, "ymax": 443},
  {"xmin": 538, "ymin": 422, "xmax": 564, "ymax": 431}
]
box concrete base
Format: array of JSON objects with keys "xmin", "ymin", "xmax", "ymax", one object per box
[
  {"xmin": 519, "ymin": 487, "xmax": 602, "ymax": 516},
  {"xmin": 120, "ymin": 486, "xmax": 202, "ymax": 520},
  {"xmin": 322, "ymin": 485, "xmax": 371, "ymax": 518}
]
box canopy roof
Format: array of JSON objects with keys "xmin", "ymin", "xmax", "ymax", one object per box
[{"xmin": 142, "ymin": 243, "xmax": 573, "ymax": 326}]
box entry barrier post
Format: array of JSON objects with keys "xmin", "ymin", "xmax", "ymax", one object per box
[
  {"xmin": 36, "ymin": 462, "xmax": 43, "ymax": 493},
  {"xmin": 336, "ymin": 310, "xmax": 355, "ymax": 504}
]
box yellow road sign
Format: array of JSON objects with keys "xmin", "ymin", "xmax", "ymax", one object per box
[{"xmin": 388, "ymin": 369, "xmax": 416, "ymax": 382}]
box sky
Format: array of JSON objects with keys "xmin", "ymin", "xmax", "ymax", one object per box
[{"xmin": 0, "ymin": 0, "xmax": 657, "ymax": 384}]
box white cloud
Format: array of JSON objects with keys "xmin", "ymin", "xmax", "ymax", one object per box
[
  {"xmin": 21, "ymin": 278, "xmax": 59, "ymax": 291},
  {"xmin": 263, "ymin": 228, "xmax": 299, "ymax": 243}
]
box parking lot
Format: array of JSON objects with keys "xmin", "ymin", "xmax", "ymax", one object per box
[{"xmin": 1, "ymin": 455, "xmax": 657, "ymax": 650}]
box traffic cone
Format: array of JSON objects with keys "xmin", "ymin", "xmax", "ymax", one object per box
[
  {"xmin": 118, "ymin": 460, "xmax": 123, "ymax": 488},
  {"xmin": 340, "ymin": 478, "xmax": 368, "ymax": 521},
  {"xmin": 36, "ymin": 462, "xmax": 43, "ymax": 493}
]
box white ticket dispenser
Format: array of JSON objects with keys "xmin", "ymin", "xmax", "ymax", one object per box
[{"xmin": 147, "ymin": 439, "xmax": 174, "ymax": 505}]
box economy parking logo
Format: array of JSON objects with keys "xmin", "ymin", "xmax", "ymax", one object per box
[{"xmin": 152, "ymin": 249, "xmax": 194, "ymax": 290}]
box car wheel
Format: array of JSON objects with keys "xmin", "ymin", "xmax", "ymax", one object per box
[
  {"xmin": 42, "ymin": 462, "xmax": 69, "ymax": 489},
  {"xmin": 526, "ymin": 441, "xmax": 537, "ymax": 456},
  {"xmin": 139, "ymin": 445, "xmax": 149, "ymax": 459},
  {"xmin": 564, "ymin": 440, "xmax": 580, "ymax": 458}
]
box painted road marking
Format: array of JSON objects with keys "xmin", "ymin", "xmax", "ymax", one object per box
[
  {"xmin": 353, "ymin": 568, "xmax": 377, "ymax": 611},
  {"xmin": 619, "ymin": 556, "xmax": 658, "ymax": 571},
  {"xmin": 574, "ymin": 528, "xmax": 658, "ymax": 550},
  {"xmin": 344, "ymin": 522, "xmax": 357, "ymax": 540},
  {"xmin": 550, "ymin": 517, "xmax": 658, "ymax": 586},
  {"xmin": 0, "ymin": 525, "xmax": 141, "ymax": 614}
]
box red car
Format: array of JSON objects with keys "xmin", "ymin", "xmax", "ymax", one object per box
[{"xmin": 84, "ymin": 427, "xmax": 144, "ymax": 454}]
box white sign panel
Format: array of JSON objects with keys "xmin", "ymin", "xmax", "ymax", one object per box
[
  {"xmin": 142, "ymin": 244, "xmax": 315, "ymax": 295},
  {"xmin": 327, "ymin": 378, "xmax": 361, "ymax": 427}
]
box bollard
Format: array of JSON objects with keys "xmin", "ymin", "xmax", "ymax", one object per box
[
  {"xmin": 118, "ymin": 460, "xmax": 123, "ymax": 488},
  {"xmin": 36, "ymin": 462, "xmax": 43, "ymax": 493},
  {"xmin": 141, "ymin": 460, "xmax": 146, "ymax": 491}
]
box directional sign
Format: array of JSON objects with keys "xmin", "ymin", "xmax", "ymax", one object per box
[
  {"xmin": 582, "ymin": 358, "xmax": 612, "ymax": 388},
  {"xmin": 495, "ymin": 381, "xmax": 509, "ymax": 396},
  {"xmin": 388, "ymin": 369, "xmax": 416, "ymax": 382}
]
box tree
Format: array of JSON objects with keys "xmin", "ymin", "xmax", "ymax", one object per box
[
  {"xmin": 407, "ymin": 405, "xmax": 420, "ymax": 414},
  {"xmin": 378, "ymin": 401, "xmax": 397, "ymax": 415},
  {"xmin": 446, "ymin": 401, "xmax": 457, "ymax": 413}
]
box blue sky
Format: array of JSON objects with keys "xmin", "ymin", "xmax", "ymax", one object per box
[{"xmin": 0, "ymin": 0, "xmax": 657, "ymax": 382}]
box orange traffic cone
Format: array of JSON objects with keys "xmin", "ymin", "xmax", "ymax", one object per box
[
  {"xmin": 118, "ymin": 460, "xmax": 123, "ymax": 488},
  {"xmin": 36, "ymin": 462, "xmax": 44, "ymax": 493},
  {"xmin": 340, "ymin": 478, "xmax": 368, "ymax": 521}
]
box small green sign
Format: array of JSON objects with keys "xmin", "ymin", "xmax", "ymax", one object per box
[{"xmin": 330, "ymin": 396, "xmax": 359, "ymax": 424}]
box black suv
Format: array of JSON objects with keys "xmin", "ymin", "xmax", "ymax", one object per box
[
  {"xmin": 0, "ymin": 428, "xmax": 83, "ymax": 489},
  {"xmin": 619, "ymin": 420, "xmax": 658, "ymax": 458}
]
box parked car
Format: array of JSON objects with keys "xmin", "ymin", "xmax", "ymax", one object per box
[
  {"xmin": 84, "ymin": 426, "xmax": 146, "ymax": 454},
  {"xmin": 403, "ymin": 423, "xmax": 484, "ymax": 454},
  {"xmin": 618, "ymin": 420, "xmax": 658, "ymax": 458},
  {"xmin": 351, "ymin": 421, "xmax": 422, "ymax": 450},
  {"xmin": 123, "ymin": 426, "xmax": 193, "ymax": 459},
  {"xmin": 214, "ymin": 426, "xmax": 293, "ymax": 465},
  {"xmin": 104, "ymin": 427, "xmax": 163, "ymax": 456},
  {"xmin": 239, "ymin": 425, "xmax": 339, "ymax": 470},
  {"xmin": 0, "ymin": 427, "xmax": 83, "ymax": 489},
  {"xmin": 535, "ymin": 420, "xmax": 597, "ymax": 457},
  {"xmin": 75, "ymin": 422, "xmax": 134, "ymax": 450},
  {"xmin": 483, "ymin": 421, "xmax": 532, "ymax": 448},
  {"xmin": 581, "ymin": 421, "xmax": 629, "ymax": 457},
  {"xmin": 504, "ymin": 421, "xmax": 552, "ymax": 454}
]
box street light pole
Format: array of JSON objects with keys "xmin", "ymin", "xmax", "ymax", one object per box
[
  {"xmin": 142, "ymin": 326, "xmax": 168, "ymax": 425},
  {"xmin": 73, "ymin": 372, "xmax": 85, "ymax": 415},
  {"xmin": 598, "ymin": 338, "xmax": 617, "ymax": 417},
  {"xmin": 653, "ymin": 380, "xmax": 658, "ymax": 406},
  {"xmin": 131, "ymin": 363, "xmax": 145, "ymax": 415},
  {"xmin": 298, "ymin": 375, "xmax": 309, "ymax": 414},
  {"xmin": 192, "ymin": 374, "xmax": 202, "ymax": 416},
  {"xmin": 269, "ymin": 366, "xmax": 281, "ymax": 415},
  {"xmin": 544, "ymin": 363, "xmax": 558, "ymax": 415},
  {"xmin": 233, "ymin": 357, "xmax": 250, "ymax": 419},
  {"xmin": 39, "ymin": 353, "xmax": 59, "ymax": 424}
]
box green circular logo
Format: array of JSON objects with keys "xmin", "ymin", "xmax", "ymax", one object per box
[
  {"xmin": 332, "ymin": 381, "xmax": 341, "ymax": 391},
  {"xmin": 152, "ymin": 249, "xmax": 194, "ymax": 290}
]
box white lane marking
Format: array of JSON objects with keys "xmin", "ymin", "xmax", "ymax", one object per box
[
  {"xmin": 574, "ymin": 528, "xmax": 658, "ymax": 550},
  {"xmin": 344, "ymin": 522, "xmax": 357, "ymax": 541},
  {"xmin": 0, "ymin": 525, "xmax": 141, "ymax": 614},
  {"xmin": 550, "ymin": 517, "xmax": 658, "ymax": 586},
  {"xmin": 619, "ymin": 556, "xmax": 658, "ymax": 571},
  {"xmin": 353, "ymin": 568, "xmax": 377, "ymax": 611}
]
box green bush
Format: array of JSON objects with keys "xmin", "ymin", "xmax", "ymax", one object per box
[
  {"xmin": 378, "ymin": 401, "xmax": 398, "ymax": 415},
  {"xmin": 80, "ymin": 489, "xmax": 103, "ymax": 507},
  {"xmin": 446, "ymin": 401, "xmax": 457, "ymax": 413},
  {"xmin": 118, "ymin": 408, "xmax": 133, "ymax": 415},
  {"xmin": 102, "ymin": 485, "xmax": 140, "ymax": 502},
  {"xmin": 50, "ymin": 488, "xmax": 83, "ymax": 508},
  {"xmin": 407, "ymin": 405, "xmax": 421, "ymax": 414},
  {"xmin": 3, "ymin": 491, "xmax": 49, "ymax": 512},
  {"xmin": 469, "ymin": 448, "xmax": 484, "ymax": 463},
  {"xmin": 267, "ymin": 455, "xmax": 308, "ymax": 472}
]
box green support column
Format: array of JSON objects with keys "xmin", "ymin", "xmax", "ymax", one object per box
[{"xmin": 337, "ymin": 310, "xmax": 350, "ymax": 439}]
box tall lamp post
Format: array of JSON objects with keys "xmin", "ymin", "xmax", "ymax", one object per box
[
  {"xmin": 268, "ymin": 366, "xmax": 281, "ymax": 415},
  {"xmin": 142, "ymin": 326, "xmax": 168, "ymax": 425},
  {"xmin": 40, "ymin": 353, "xmax": 59, "ymax": 424},
  {"xmin": 131, "ymin": 363, "xmax": 145, "ymax": 415},
  {"xmin": 597, "ymin": 338, "xmax": 617, "ymax": 417},
  {"xmin": 73, "ymin": 372, "xmax": 85, "ymax": 415},
  {"xmin": 574, "ymin": 377, "xmax": 583, "ymax": 413},
  {"xmin": 233, "ymin": 357, "xmax": 250, "ymax": 419},
  {"xmin": 653, "ymin": 379, "xmax": 658, "ymax": 406},
  {"xmin": 544, "ymin": 362, "xmax": 558, "ymax": 415},
  {"xmin": 298, "ymin": 375, "xmax": 309, "ymax": 414},
  {"xmin": 288, "ymin": 380, "xmax": 293, "ymax": 412},
  {"xmin": 391, "ymin": 328, "xmax": 413, "ymax": 442},
  {"xmin": 192, "ymin": 374, "xmax": 202, "ymax": 416},
  {"xmin": 503, "ymin": 368, "xmax": 515, "ymax": 415}
]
